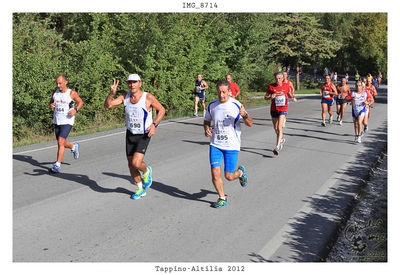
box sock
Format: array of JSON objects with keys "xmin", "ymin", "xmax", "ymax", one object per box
[
  {"xmin": 219, "ymin": 196, "xmax": 226, "ymax": 200},
  {"xmin": 238, "ymin": 169, "xmax": 243, "ymax": 177},
  {"xmin": 55, "ymin": 162, "xmax": 61, "ymax": 167},
  {"xmin": 137, "ymin": 182, "xmax": 143, "ymax": 189},
  {"xmin": 71, "ymin": 144, "xmax": 76, "ymax": 152}
]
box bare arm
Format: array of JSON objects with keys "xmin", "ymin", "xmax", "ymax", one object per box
[
  {"xmin": 240, "ymin": 105, "xmax": 253, "ymax": 127},
  {"xmin": 68, "ymin": 90, "xmax": 84, "ymax": 116},
  {"xmin": 204, "ymin": 120, "xmax": 212, "ymax": 137},
  {"xmin": 331, "ymin": 85, "xmax": 338, "ymax": 96},
  {"xmin": 146, "ymin": 93, "xmax": 166, "ymax": 137},
  {"xmin": 49, "ymin": 90, "xmax": 56, "ymax": 109}
]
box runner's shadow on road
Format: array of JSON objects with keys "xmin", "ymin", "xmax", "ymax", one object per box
[
  {"xmin": 29, "ymin": 168, "xmax": 133, "ymax": 196},
  {"xmin": 13, "ymin": 155, "xmax": 132, "ymax": 196},
  {"xmin": 103, "ymin": 172, "xmax": 217, "ymax": 204},
  {"xmin": 241, "ymin": 147, "xmax": 274, "ymax": 158},
  {"xmin": 13, "ymin": 154, "xmax": 71, "ymax": 168}
]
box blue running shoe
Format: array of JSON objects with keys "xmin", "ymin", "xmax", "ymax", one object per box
[
  {"xmin": 142, "ymin": 166, "xmax": 152, "ymax": 189},
  {"xmin": 72, "ymin": 142, "xmax": 80, "ymax": 159},
  {"xmin": 131, "ymin": 188, "xmax": 146, "ymax": 200},
  {"xmin": 50, "ymin": 163, "xmax": 61, "ymax": 173},
  {"xmin": 211, "ymin": 198, "xmax": 227, "ymax": 208},
  {"xmin": 238, "ymin": 165, "xmax": 248, "ymax": 187}
]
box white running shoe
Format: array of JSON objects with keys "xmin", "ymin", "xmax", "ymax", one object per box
[
  {"xmin": 339, "ymin": 120, "xmax": 343, "ymax": 126},
  {"xmin": 329, "ymin": 116, "xmax": 333, "ymax": 124},
  {"xmin": 357, "ymin": 136, "xmax": 362, "ymax": 143}
]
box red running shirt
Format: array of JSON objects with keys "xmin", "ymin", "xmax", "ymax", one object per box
[
  {"xmin": 266, "ymin": 83, "xmax": 290, "ymax": 112},
  {"xmin": 321, "ymin": 82, "xmax": 335, "ymax": 100},
  {"xmin": 230, "ymin": 82, "xmax": 240, "ymax": 98}
]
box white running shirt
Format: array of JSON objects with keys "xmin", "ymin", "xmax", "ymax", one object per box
[
  {"xmin": 351, "ymin": 91, "xmax": 368, "ymax": 115},
  {"xmin": 52, "ymin": 89, "xmax": 75, "ymax": 126},
  {"xmin": 124, "ymin": 92, "xmax": 153, "ymax": 135},
  {"xmin": 204, "ymin": 97, "xmax": 242, "ymax": 151}
]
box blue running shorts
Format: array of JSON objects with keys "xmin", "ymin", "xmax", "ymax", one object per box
[
  {"xmin": 54, "ymin": 124, "xmax": 73, "ymax": 139},
  {"xmin": 209, "ymin": 145, "xmax": 238, "ymax": 173},
  {"xmin": 270, "ymin": 110, "xmax": 288, "ymax": 118},
  {"xmin": 321, "ymin": 98, "xmax": 334, "ymax": 106}
]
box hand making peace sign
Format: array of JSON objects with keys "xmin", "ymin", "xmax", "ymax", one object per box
[{"xmin": 110, "ymin": 78, "xmax": 119, "ymax": 95}]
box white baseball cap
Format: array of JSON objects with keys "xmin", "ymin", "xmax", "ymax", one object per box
[{"xmin": 126, "ymin": 74, "xmax": 141, "ymax": 82}]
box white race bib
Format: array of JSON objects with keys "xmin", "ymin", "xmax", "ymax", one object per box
[{"xmin": 275, "ymin": 95, "xmax": 286, "ymax": 106}]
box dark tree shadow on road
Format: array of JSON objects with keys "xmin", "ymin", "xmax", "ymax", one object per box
[{"xmin": 252, "ymin": 122, "xmax": 387, "ymax": 262}]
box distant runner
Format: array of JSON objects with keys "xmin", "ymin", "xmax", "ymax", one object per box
[
  {"xmin": 363, "ymin": 77, "xmax": 378, "ymax": 132},
  {"xmin": 320, "ymin": 74, "xmax": 338, "ymax": 126},
  {"xmin": 193, "ymin": 74, "xmax": 208, "ymax": 117},
  {"xmin": 226, "ymin": 74, "xmax": 241, "ymax": 99},
  {"xmin": 348, "ymin": 80, "xmax": 374, "ymax": 143},
  {"xmin": 104, "ymin": 74, "xmax": 165, "ymax": 200},
  {"xmin": 265, "ymin": 72, "xmax": 294, "ymax": 155},
  {"xmin": 335, "ymin": 77, "xmax": 350, "ymax": 125},
  {"xmin": 49, "ymin": 75, "xmax": 84, "ymax": 173},
  {"xmin": 204, "ymin": 80, "xmax": 253, "ymax": 208}
]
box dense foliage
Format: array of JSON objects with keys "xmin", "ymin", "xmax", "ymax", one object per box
[{"xmin": 12, "ymin": 13, "xmax": 387, "ymax": 141}]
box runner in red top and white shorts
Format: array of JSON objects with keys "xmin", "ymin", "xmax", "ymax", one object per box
[{"xmin": 265, "ymin": 72, "xmax": 294, "ymax": 156}]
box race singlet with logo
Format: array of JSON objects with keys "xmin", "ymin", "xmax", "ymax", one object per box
[
  {"xmin": 52, "ymin": 89, "xmax": 75, "ymax": 126},
  {"xmin": 352, "ymin": 91, "xmax": 368, "ymax": 115},
  {"xmin": 206, "ymin": 98, "xmax": 242, "ymax": 151},
  {"xmin": 322, "ymin": 83, "xmax": 333, "ymax": 99},
  {"xmin": 124, "ymin": 92, "xmax": 153, "ymax": 134}
]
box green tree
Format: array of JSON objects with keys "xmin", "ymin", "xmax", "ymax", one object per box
[
  {"xmin": 270, "ymin": 13, "xmax": 341, "ymax": 90},
  {"xmin": 13, "ymin": 14, "xmax": 65, "ymax": 139}
]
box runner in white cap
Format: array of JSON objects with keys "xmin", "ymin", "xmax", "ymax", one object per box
[{"xmin": 104, "ymin": 74, "xmax": 165, "ymax": 199}]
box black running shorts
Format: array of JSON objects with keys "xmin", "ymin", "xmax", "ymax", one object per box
[{"xmin": 125, "ymin": 130, "xmax": 151, "ymax": 156}]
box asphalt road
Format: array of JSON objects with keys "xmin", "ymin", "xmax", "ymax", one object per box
[{"xmin": 13, "ymin": 86, "xmax": 387, "ymax": 262}]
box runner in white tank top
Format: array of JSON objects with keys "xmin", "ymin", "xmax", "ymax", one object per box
[
  {"xmin": 124, "ymin": 91, "xmax": 153, "ymax": 135},
  {"xmin": 52, "ymin": 88, "xmax": 75, "ymax": 126},
  {"xmin": 104, "ymin": 74, "xmax": 166, "ymax": 200},
  {"xmin": 49, "ymin": 75, "xmax": 84, "ymax": 173}
]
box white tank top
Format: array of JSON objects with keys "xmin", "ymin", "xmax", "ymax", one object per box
[
  {"xmin": 204, "ymin": 97, "xmax": 242, "ymax": 151},
  {"xmin": 352, "ymin": 91, "xmax": 368, "ymax": 114},
  {"xmin": 52, "ymin": 89, "xmax": 75, "ymax": 125},
  {"xmin": 124, "ymin": 92, "xmax": 153, "ymax": 134}
]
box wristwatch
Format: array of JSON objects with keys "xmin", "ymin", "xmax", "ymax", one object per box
[
  {"xmin": 153, "ymin": 122, "xmax": 159, "ymax": 128},
  {"xmin": 242, "ymin": 113, "xmax": 249, "ymax": 119},
  {"xmin": 74, "ymin": 108, "xmax": 79, "ymax": 113}
]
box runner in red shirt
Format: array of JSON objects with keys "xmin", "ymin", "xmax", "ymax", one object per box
[
  {"xmin": 320, "ymin": 74, "xmax": 338, "ymax": 126},
  {"xmin": 226, "ymin": 74, "xmax": 241, "ymax": 99},
  {"xmin": 363, "ymin": 78, "xmax": 378, "ymax": 132},
  {"xmin": 364, "ymin": 77, "xmax": 378, "ymax": 130},
  {"xmin": 265, "ymin": 72, "xmax": 294, "ymax": 156}
]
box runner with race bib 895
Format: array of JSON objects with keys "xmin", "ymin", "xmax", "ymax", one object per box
[{"xmin": 204, "ymin": 80, "xmax": 253, "ymax": 208}]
